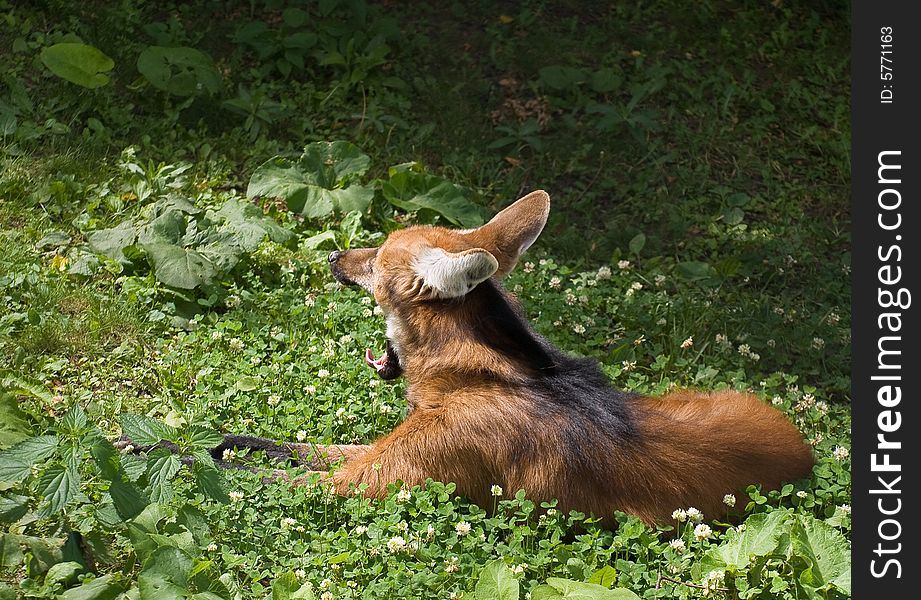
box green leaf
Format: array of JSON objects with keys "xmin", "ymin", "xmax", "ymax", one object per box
[
  {"xmin": 87, "ymin": 221, "xmax": 137, "ymax": 265},
  {"xmin": 247, "ymin": 142, "xmax": 374, "ymax": 218},
  {"xmin": 137, "ymin": 210, "xmax": 187, "ymax": 246},
  {"xmin": 40, "ymin": 43, "xmax": 114, "ymax": 89},
  {"xmin": 145, "ymin": 449, "xmax": 181, "ymax": 504},
  {"xmin": 186, "ymin": 426, "xmax": 223, "ymax": 450},
  {"xmin": 0, "ymin": 494, "xmax": 30, "ymax": 523},
  {"xmin": 38, "ymin": 464, "xmax": 79, "ymax": 514},
  {"xmin": 628, "ymin": 233, "xmax": 645, "ymax": 256},
  {"xmin": 59, "ymin": 574, "xmax": 125, "ymax": 600},
  {"xmin": 721, "ymin": 206, "xmax": 745, "ymax": 225},
  {"xmin": 3, "ymin": 374, "xmax": 53, "ymax": 403},
  {"xmin": 45, "ymin": 561, "xmax": 84, "ymax": 588},
  {"xmin": 142, "ymin": 545, "xmax": 193, "ymax": 588},
  {"xmin": 591, "ymin": 68, "xmax": 623, "ymax": 93},
  {"xmin": 0, "ymin": 435, "xmax": 59, "ymax": 483},
  {"xmin": 301, "ymin": 230, "xmax": 337, "ymax": 250},
  {"xmin": 701, "ymin": 510, "xmax": 790, "ymax": 573},
  {"xmin": 192, "ymin": 453, "xmax": 229, "ymax": 503},
  {"xmin": 538, "ymin": 65, "xmax": 587, "ymax": 90},
  {"xmin": 140, "ymin": 242, "xmax": 224, "ymax": 290},
  {"xmin": 791, "ymin": 515, "xmax": 851, "ymax": 594},
  {"xmin": 539, "ymin": 579, "xmax": 640, "ymax": 600},
  {"xmin": 120, "ymin": 414, "xmax": 177, "ymax": 446},
  {"xmin": 0, "ymin": 393, "xmax": 31, "ymax": 448},
  {"xmin": 109, "ymin": 477, "xmax": 149, "ymax": 520},
  {"xmin": 138, "ymin": 574, "xmax": 187, "ymax": 600},
  {"xmin": 381, "ymin": 164, "xmax": 484, "ymax": 228},
  {"xmin": 588, "ymin": 565, "xmax": 618, "ymax": 588},
  {"xmin": 207, "ymin": 198, "xmax": 293, "ymax": 252},
  {"xmin": 60, "ymin": 404, "xmax": 88, "ymax": 435},
  {"xmin": 474, "ymin": 559, "xmax": 519, "ymax": 600},
  {"xmin": 0, "ymin": 533, "xmax": 24, "ymax": 568},
  {"xmin": 137, "ymin": 46, "xmax": 221, "ymax": 96},
  {"xmin": 675, "ymin": 260, "xmax": 716, "ymax": 281}
]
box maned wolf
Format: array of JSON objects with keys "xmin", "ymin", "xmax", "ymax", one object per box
[{"xmin": 212, "ymin": 191, "xmax": 815, "ymax": 526}]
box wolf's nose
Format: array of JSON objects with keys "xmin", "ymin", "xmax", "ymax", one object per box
[{"xmin": 328, "ymin": 250, "xmax": 342, "ymax": 264}]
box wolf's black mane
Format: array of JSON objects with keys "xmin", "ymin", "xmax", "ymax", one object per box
[{"xmin": 469, "ymin": 279, "xmax": 638, "ymax": 446}]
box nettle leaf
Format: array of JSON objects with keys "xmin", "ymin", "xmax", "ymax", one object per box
[
  {"xmin": 474, "ymin": 560, "xmax": 519, "ymax": 600},
  {"xmin": 87, "ymin": 221, "xmax": 138, "ymax": 265},
  {"xmin": 59, "ymin": 573, "xmax": 126, "ymax": 599},
  {"xmin": 0, "ymin": 393, "xmax": 31, "ymax": 448},
  {"xmin": 108, "ymin": 477, "xmax": 149, "ymax": 521},
  {"xmin": 60, "ymin": 404, "xmax": 88, "ymax": 436},
  {"xmin": 192, "ymin": 451, "xmax": 229, "ymax": 503},
  {"xmin": 186, "ymin": 426, "xmax": 223, "ymax": 450},
  {"xmin": 0, "ymin": 435, "xmax": 59, "ymax": 483},
  {"xmin": 40, "ymin": 43, "xmax": 114, "ymax": 89},
  {"xmin": 137, "ymin": 46, "xmax": 222, "ymax": 96},
  {"xmin": 146, "ymin": 449, "xmax": 181, "ymax": 504},
  {"xmin": 791, "ymin": 515, "xmax": 851, "ymax": 595},
  {"xmin": 247, "ymin": 142, "xmax": 373, "ymax": 218},
  {"xmin": 381, "ymin": 163, "xmax": 484, "ymax": 228},
  {"xmin": 0, "ymin": 494, "xmax": 30, "ymax": 524},
  {"xmin": 120, "ymin": 414, "xmax": 177, "ymax": 446},
  {"xmin": 38, "ymin": 464, "xmax": 80, "ymax": 514},
  {"xmin": 701, "ymin": 510, "xmax": 790, "ymax": 573}
]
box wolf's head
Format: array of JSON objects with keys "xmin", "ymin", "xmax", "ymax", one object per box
[{"xmin": 328, "ymin": 190, "xmax": 550, "ymax": 380}]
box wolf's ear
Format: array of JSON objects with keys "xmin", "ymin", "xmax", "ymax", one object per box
[
  {"xmin": 412, "ymin": 247, "xmax": 499, "ymax": 299},
  {"xmin": 463, "ymin": 190, "xmax": 550, "ymax": 277}
]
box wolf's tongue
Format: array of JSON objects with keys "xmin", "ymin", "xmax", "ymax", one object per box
[{"xmin": 365, "ymin": 348, "xmax": 388, "ymax": 372}]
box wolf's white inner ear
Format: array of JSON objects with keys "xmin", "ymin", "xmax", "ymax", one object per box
[
  {"xmin": 463, "ymin": 190, "xmax": 550, "ymax": 277},
  {"xmin": 412, "ymin": 247, "xmax": 499, "ymax": 299}
]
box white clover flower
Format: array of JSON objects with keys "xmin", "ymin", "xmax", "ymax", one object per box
[
  {"xmin": 671, "ymin": 509, "xmax": 687, "ymax": 522},
  {"xmin": 597, "ymin": 266, "xmax": 612, "ymax": 280},
  {"xmin": 304, "ymin": 384, "xmax": 317, "ymax": 395},
  {"xmin": 693, "ymin": 523, "xmax": 712, "ymax": 541},
  {"xmin": 304, "ymin": 296, "xmax": 316, "ymax": 307},
  {"xmin": 771, "ymin": 396, "xmax": 783, "ymax": 406},
  {"xmin": 737, "ymin": 343, "xmax": 751, "ymax": 356},
  {"xmin": 373, "ymin": 305, "xmax": 384, "ymax": 315},
  {"xmin": 320, "ymin": 578, "xmax": 332, "ymax": 589},
  {"xmin": 812, "ymin": 337, "xmax": 825, "ymax": 349},
  {"xmin": 680, "ymin": 336, "xmax": 693, "ymax": 349},
  {"xmin": 318, "ymin": 369, "xmax": 330, "ymax": 378},
  {"xmin": 211, "ymin": 330, "xmax": 223, "ymax": 340},
  {"xmin": 396, "ymin": 488, "xmax": 411, "ymax": 503},
  {"xmin": 511, "ymin": 563, "xmax": 527, "ymax": 574},
  {"xmin": 796, "ymin": 490, "xmax": 808, "ymax": 499},
  {"xmin": 445, "ymin": 563, "xmax": 460, "ymax": 573},
  {"xmin": 321, "ymin": 592, "xmax": 333, "ymax": 600},
  {"xmin": 281, "ymin": 517, "xmax": 297, "ymax": 529},
  {"xmin": 362, "ymin": 308, "xmax": 373, "ymax": 318},
  {"xmin": 455, "ymin": 521, "xmax": 471, "ymax": 536},
  {"xmin": 426, "ymin": 524, "xmax": 436, "ymax": 541},
  {"xmin": 840, "ymin": 504, "xmax": 851, "ymax": 514},
  {"xmin": 295, "ymin": 568, "xmax": 306, "ymax": 579},
  {"xmin": 228, "ymin": 338, "xmax": 244, "ymax": 352},
  {"xmin": 621, "ymin": 360, "xmax": 636, "ymax": 371},
  {"xmin": 250, "ymin": 355, "xmax": 262, "ymax": 365},
  {"xmin": 656, "ymin": 318, "xmax": 667, "ymax": 326},
  {"xmin": 225, "ymin": 295, "xmax": 241, "ymax": 308},
  {"xmin": 379, "ymin": 404, "xmax": 393, "ymax": 414},
  {"xmin": 387, "ymin": 535, "xmax": 407, "ymax": 553},
  {"xmin": 573, "ymin": 324, "xmax": 586, "ymax": 334},
  {"xmin": 702, "ymin": 569, "xmax": 725, "ymax": 595},
  {"xmin": 268, "ymin": 395, "xmax": 280, "ymax": 406},
  {"xmin": 668, "ymin": 539, "xmax": 686, "ymax": 553},
  {"xmin": 228, "ymin": 491, "xmax": 244, "ymax": 502},
  {"xmin": 523, "ymin": 261, "xmax": 535, "ymax": 273},
  {"xmin": 222, "ymin": 449, "xmax": 236, "ymax": 461},
  {"xmin": 335, "ymin": 407, "xmax": 346, "ymax": 418},
  {"xmin": 618, "ymin": 260, "xmax": 631, "ymax": 270},
  {"xmin": 686, "ymin": 507, "xmax": 703, "ymax": 523},
  {"xmin": 361, "ymin": 296, "xmax": 373, "ymax": 305},
  {"xmin": 207, "ymin": 542, "xmax": 218, "ymax": 552},
  {"xmin": 339, "ymin": 334, "xmax": 353, "ymax": 345},
  {"xmin": 634, "ymin": 335, "xmax": 646, "ymax": 346},
  {"xmin": 715, "ymin": 333, "xmax": 728, "ymax": 345},
  {"xmin": 491, "ymin": 484, "xmax": 503, "ymax": 497},
  {"xmin": 549, "ymin": 276, "xmax": 561, "ymax": 289},
  {"xmin": 833, "ymin": 446, "xmax": 849, "ymax": 461},
  {"xmin": 354, "ymin": 525, "xmax": 368, "ymax": 535},
  {"xmin": 722, "ymin": 494, "xmax": 736, "ymax": 507},
  {"xmin": 654, "ymin": 274, "xmax": 666, "ymax": 287},
  {"xmin": 630, "ymin": 281, "xmax": 643, "ymax": 292},
  {"xmin": 121, "ymin": 444, "xmax": 135, "ymax": 454},
  {"xmin": 296, "ymin": 430, "xmax": 307, "ymax": 442}
]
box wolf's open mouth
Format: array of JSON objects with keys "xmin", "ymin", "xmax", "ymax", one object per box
[{"xmin": 364, "ymin": 340, "xmax": 403, "ymax": 380}]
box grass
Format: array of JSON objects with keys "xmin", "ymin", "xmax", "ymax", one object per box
[{"xmin": 0, "ymin": 1, "xmax": 850, "ymax": 598}]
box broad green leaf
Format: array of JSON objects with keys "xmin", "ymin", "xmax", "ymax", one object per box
[
  {"xmin": 3, "ymin": 374, "xmax": 53, "ymax": 403},
  {"xmin": 60, "ymin": 404, "xmax": 88, "ymax": 435},
  {"xmin": 108, "ymin": 477, "xmax": 149, "ymax": 520},
  {"xmin": 137, "ymin": 210, "xmax": 187, "ymax": 246},
  {"xmin": 186, "ymin": 426, "xmax": 223, "ymax": 450},
  {"xmin": 301, "ymin": 230, "xmax": 337, "ymax": 250},
  {"xmin": 701, "ymin": 510, "xmax": 790, "ymax": 573},
  {"xmin": 0, "ymin": 494, "xmax": 29, "ymax": 523},
  {"xmin": 538, "ymin": 65, "xmax": 587, "ymax": 90},
  {"xmin": 474, "ymin": 559, "xmax": 518, "ymax": 600},
  {"xmin": 381, "ymin": 163, "xmax": 484, "ymax": 227},
  {"xmin": 137, "ymin": 46, "xmax": 221, "ymax": 96},
  {"xmin": 247, "ymin": 142, "xmax": 373, "ymax": 218},
  {"xmin": 38, "ymin": 464, "xmax": 80, "ymax": 514},
  {"xmin": 120, "ymin": 414, "xmax": 177, "ymax": 446},
  {"xmin": 146, "ymin": 449, "xmax": 181, "ymax": 504},
  {"xmin": 722, "ymin": 206, "xmax": 745, "ymax": 225},
  {"xmin": 0, "ymin": 393, "xmax": 31, "ymax": 448},
  {"xmin": 140, "ymin": 242, "xmax": 223, "ymax": 290},
  {"xmin": 40, "ymin": 43, "xmax": 114, "ymax": 89},
  {"xmin": 207, "ymin": 198, "xmax": 293, "ymax": 252},
  {"xmin": 138, "ymin": 573, "xmax": 187, "ymax": 600},
  {"xmin": 628, "ymin": 233, "xmax": 646, "ymax": 255},
  {"xmin": 591, "ymin": 67, "xmax": 623, "ymax": 93},
  {"xmin": 588, "ymin": 565, "xmax": 618, "ymax": 588},
  {"xmin": 59, "ymin": 573, "xmax": 125, "ymax": 600},
  {"xmin": 44, "ymin": 561, "xmax": 84, "ymax": 588},
  {"xmin": 87, "ymin": 221, "xmax": 137, "ymax": 265},
  {"xmin": 0, "ymin": 435, "xmax": 59, "ymax": 483},
  {"xmin": 539, "ymin": 579, "xmax": 640, "ymax": 600},
  {"xmin": 0, "ymin": 533, "xmax": 24, "ymax": 568},
  {"xmin": 675, "ymin": 260, "xmax": 715, "ymax": 281},
  {"xmin": 791, "ymin": 515, "xmax": 851, "ymax": 594},
  {"xmin": 192, "ymin": 453, "xmax": 229, "ymax": 503},
  {"xmin": 235, "ymin": 376, "xmax": 260, "ymax": 392}
]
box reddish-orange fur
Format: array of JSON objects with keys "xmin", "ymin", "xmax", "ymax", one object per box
[{"xmin": 318, "ymin": 191, "xmax": 815, "ymax": 526}]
